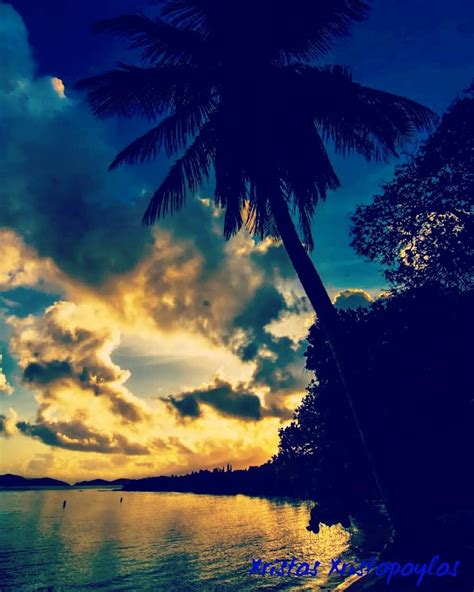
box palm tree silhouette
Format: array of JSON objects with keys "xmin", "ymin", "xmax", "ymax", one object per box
[{"xmin": 77, "ymin": 0, "xmax": 436, "ymax": 521}]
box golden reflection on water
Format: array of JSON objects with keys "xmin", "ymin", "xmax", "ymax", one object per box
[{"xmin": 0, "ymin": 489, "xmax": 353, "ymax": 591}]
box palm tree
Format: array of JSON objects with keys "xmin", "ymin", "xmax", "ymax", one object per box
[{"xmin": 77, "ymin": 0, "xmax": 436, "ymax": 524}]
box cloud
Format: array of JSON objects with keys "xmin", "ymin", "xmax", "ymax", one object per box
[
  {"xmin": 23, "ymin": 360, "xmax": 73, "ymax": 385},
  {"xmin": 0, "ymin": 3, "xmax": 314, "ymax": 477},
  {"xmin": 153, "ymin": 276, "xmax": 307, "ymax": 421},
  {"xmin": 0, "ymin": 372, "xmax": 13, "ymax": 396},
  {"xmin": 17, "ymin": 418, "xmax": 149, "ymax": 455},
  {"xmin": 165, "ymin": 378, "xmax": 263, "ymax": 421},
  {"xmin": 0, "ymin": 1, "xmax": 309, "ymax": 414},
  {"xmin": 27, "ymin": 453, "xmax": 54, "ymax": 475},
  {"xmin": 0, "ymin": 230, "xmax": 60, "ymax": 291},
  {"xmin": 0, "ymin": 353, "xmax": 13, "ymax": 395},
  {"xmin": 333, "ymin": 289, "xmax": 374, "ymax": 310},
  {"xmin": 0, "ymin": 408, "xmax": 18, "ymax": 437},
  {"xmin": 167, "ymin": 394, "xmax": 201, "ymax": 419},
  {"xmin": 8, "ymin": 300, "xmax": 149, "ymax": 425},
  {"xmin": 73, "ymin": 205, "xmax": 310, "ymax": 419},
  {"xmin": 0, "ymin": 415, "xmax": 9, "ymax": 434},
  {"xmin": 120, "ymin": 206, "xmax": 286, "ymax": 345},
  {"xmin": 51, "ymin": 77, "xmax": 65, "ymax": 98},
  {"xmin": 0, "ymin": 3, "xmax": 153, "ymax": 286},
  {"xmin": 5, "ymin": 300, "xmax": 152, "ymax": 456},
  {"xmin": 0, "ymin": 3, "xmax": 34, "ymax": 93}
]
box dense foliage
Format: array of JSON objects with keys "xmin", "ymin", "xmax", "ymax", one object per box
[
  {"xmin": 275, "ymin": 286, "xmax": 473, "ymax": 538},
  {"xmin": 351, "ymin": 84, "xmax": 474, "ymax": 290}
]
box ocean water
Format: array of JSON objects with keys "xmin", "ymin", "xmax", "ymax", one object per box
[{"xmin": 0, "ymin": 489, "xmax": 355, "ymax": 591}]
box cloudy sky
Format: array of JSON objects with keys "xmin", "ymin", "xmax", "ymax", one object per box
[{"xmin": 1, "ymin": 0, "xmax": 473, "ymax": 482}]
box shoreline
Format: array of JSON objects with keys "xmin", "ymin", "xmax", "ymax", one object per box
[{"xmin": 0, "ymin": 486, "xmax": 312, "ymax": 502}]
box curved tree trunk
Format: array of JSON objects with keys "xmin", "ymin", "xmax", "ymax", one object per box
[{"xmin": 270, "ymin": 191, "xmax": 393, "ymax": 525}]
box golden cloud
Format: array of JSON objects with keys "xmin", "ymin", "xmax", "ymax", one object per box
[{"xmin": 51, "ymin": 77, "xmax": 65, "ymax": 98}]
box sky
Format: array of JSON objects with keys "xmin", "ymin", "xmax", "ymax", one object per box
[{"xmin": 0, "ymin": 0, "xmax": 473, "ymax": 482}]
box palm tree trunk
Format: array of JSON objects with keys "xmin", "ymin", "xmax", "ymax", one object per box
[{"xmin": 271, "ymin": 191, "xmax": 393, "ymax": 523}]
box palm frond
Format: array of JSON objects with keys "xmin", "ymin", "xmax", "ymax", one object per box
[
  {"xmin": 298, "ymin": 65, "xmax": 438, "ymax": 162},
  {"xmin": 110, "ymin": 97, "xmax": 216, "ymax": 169},
  {"xmin": 157, "ymin": 0, "xmax": 368, "ymax": 61},
  {"xmin": 283, "ymin": 129, "xmax": 340, "ymax": 250},
  {"xmin": 158, "ymin": 0, "xmax": 210, "ymax": 33},
  {"xmin": 222, "ymin": 193, "xmax": 245, "ymax": 239},
  {"xmin": 271, "ymin": 0, "xmax": 370, "ymax": 62},
  {"xmin": 211, "ymin": 138, "xmax": 247, "ymax": 238},
  {"xmin": 243, "ymin": 178, "xmax": 281, "ymax": 242},
  {"xmin": 355, "ymin": 82, "xmax": 438, "ymax": 135},
  {"xmin": 75, "ymin": 64, "xmax": 215, "ymax": 119},
  {"xmin": 93, "ymin": 14, "xmax": 206, "ymax": 65},
  {"xmin": 245, "ymin": 199, "xmax": 274, "ymax": 241},
  {"xmin": 216, "ymin": 175, "xmax": 246, "ymax": 239},
  {"xmin": 142, "ymin": 120, "xmax": 215, "ymax": 225}
]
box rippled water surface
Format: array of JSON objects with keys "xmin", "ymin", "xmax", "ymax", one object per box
[{"xmin": 0, "ymin": 489, "xmax": 355, "ymax": 591}]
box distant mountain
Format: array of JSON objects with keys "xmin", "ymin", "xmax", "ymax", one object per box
[
  {"xmin": 0, "ymin": 474, "xmax": 70, "ymax": 488},
  {"xmin": 73, "ymin": 478, "xmax": 131, "ymax": 487}
]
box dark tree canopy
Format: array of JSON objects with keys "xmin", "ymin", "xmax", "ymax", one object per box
[
  {"xmin": 351, "ymin": 84, "xmax": 474, "ymax": 291},
  {"xmin": 275, "ymin": 286, "xmax": 473, "ymax": 535}
]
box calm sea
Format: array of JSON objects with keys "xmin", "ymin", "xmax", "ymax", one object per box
[{"xmin": 0, "ymin": 489, "xmax": 356, "ymax": 591}]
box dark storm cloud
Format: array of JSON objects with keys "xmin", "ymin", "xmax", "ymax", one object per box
[
  {"xmin": 0, "ymin": 3, "xmax": 153, "ymax": 285},
  {"xmin": 135, "ymin": 200, "xmax": 310, "ymax": 412},
  {"xmin": 145, "ymin": 239, "xmax": 310, "ymax": 421},
  {"xmin": 252, "ymin": 336, "xmax": 306, "ymax": 393},
  {"xmin": 164, "ymin": 378, "xmax": 263, "ymax": 421},
  {"xmin": 23, "ymin": 360, "xmax": 73, "ymax": 384},
  {"xmin": 16, "ymin": 418, "xmax": 149, "ymax": 454},
  {"xmin": 233, "ymin": 285, "xmax": 287, "ymax": 357},
  {"xmin": 230, "ymin": 285, "xmax": 309, "ymax": 410},
  {"xmin": 167, "ymin": 394, "xmax": 201, "ymax": 419}
]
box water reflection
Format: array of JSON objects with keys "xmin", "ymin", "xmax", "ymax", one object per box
[{"xmin": 0, "ymin": 489, "xmax": 355, "ymax": 591}]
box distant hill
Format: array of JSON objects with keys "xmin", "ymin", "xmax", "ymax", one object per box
[
  {"xmin": 0, "ymin": 468, "xmax": 310, "ymax": 498},
  {"xmin": 73, "ymin": 478, "xmax": 131, "ymax": 487},
  {"xmin": 0, "ymin": 474, "xmax": 70, "ymax": 488}
]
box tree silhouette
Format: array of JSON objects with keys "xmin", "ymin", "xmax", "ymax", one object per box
[
  {"xmin": 351, "ymin": 83, "xmax": 474, "ymax": 291},
  {"xmin": 277, "ymin": 286, "xmax": 473, "ymax": 555},
  {"xmin": 77, "ymin": 0, "xmax": 436, "ymax": 522}
]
